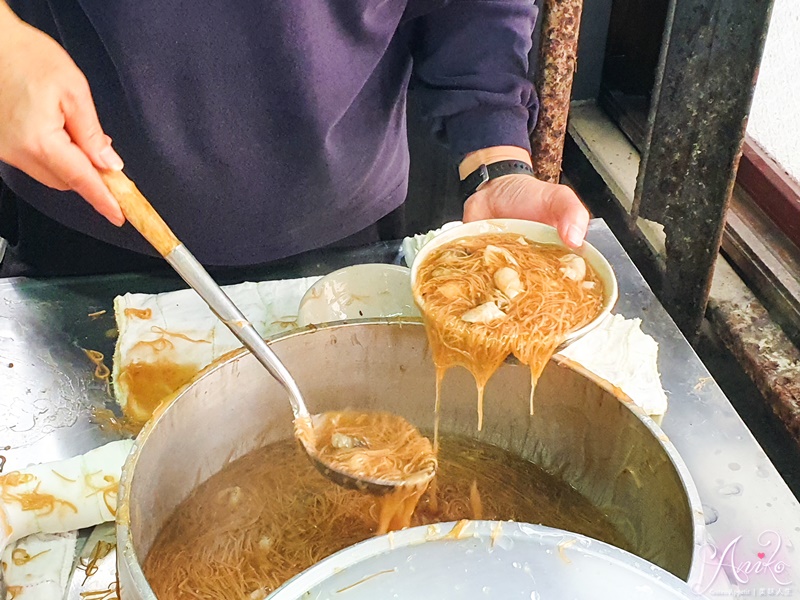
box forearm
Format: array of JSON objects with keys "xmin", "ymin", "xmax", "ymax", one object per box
[
  {"xmin": 0, "ymin": 2, "xmax": 20, "ymax": 27},
  {"xmin": 411, "ymin": 0, "xmax": 538, "ymax": 163},
  {"xmin": 0, "ymin": 2, "xmax": 125, "ymax": 225},
  {"xmin": 458, "ymin": 145, "xmax": 532, "ymax": 180}
]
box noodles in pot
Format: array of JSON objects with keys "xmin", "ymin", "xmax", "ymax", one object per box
[{"xmin": 144, "ymin": 435, "xmax": 631, "ymax": 598}]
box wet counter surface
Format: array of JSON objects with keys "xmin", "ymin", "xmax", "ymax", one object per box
[{"xmin": 1, "ymin": 220, "xmax": 798, "ymax": 595}]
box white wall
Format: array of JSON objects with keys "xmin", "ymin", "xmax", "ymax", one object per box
[{"xmin": 747, "ymin": 0, "xmax": 800, "ymax": 185}]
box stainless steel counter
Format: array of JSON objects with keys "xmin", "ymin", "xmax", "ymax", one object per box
[{"xmin": 1, "ymin": 221, "xmax": 798, "ymax": 596}]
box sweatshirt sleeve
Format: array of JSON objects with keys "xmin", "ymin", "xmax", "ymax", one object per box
[{"xmin": 408, "ymin": 0, "xmax": 540, "ymax": 162}]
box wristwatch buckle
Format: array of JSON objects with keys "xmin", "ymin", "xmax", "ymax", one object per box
[{"xmin": 477, "ymin": 164, "xmax": 490, "ymax": 189}]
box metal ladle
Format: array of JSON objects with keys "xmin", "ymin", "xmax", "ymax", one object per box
[{"xmin": 99, "ymin": 170, "xmax": 431, "ymax": 495}]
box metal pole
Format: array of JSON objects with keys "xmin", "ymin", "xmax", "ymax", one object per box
[
  {"xmin": 632, "ymin": 0, "xmax": 775, "ymax": 337},
  {"xmin": 530, "ymin": 0, "xmax": 585, "ymax": 184}
]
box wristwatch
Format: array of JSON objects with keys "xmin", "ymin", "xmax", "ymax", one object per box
[{"xmin": 459, "ymin": 159, "xmax": 534, "ymax": 202}]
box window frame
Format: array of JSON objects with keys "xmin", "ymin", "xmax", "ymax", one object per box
[{"xmin": 736, "ymin": 136, "xmax": 800, "ymax": 252}]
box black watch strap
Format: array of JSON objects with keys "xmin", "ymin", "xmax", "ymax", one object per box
[{"xmin": 460, "ymin": 159, "xmax": 534, "ymax": 202}]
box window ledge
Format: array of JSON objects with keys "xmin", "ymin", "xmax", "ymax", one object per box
[
  {"xmin": 567, "ymin": 101, "xmax": 666, "ymax": 259},
  {"xmin": 708, "ymin": 257, "xmax": 800, "ymax": 442}
]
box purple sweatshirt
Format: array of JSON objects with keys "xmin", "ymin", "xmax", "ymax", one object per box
[{"xmin": 3, "ymin": 0, "xmax": 538, "ymax": 265}]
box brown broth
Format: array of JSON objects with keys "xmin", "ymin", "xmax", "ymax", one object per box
[
  {"xmin": 144, "ymin": 434, "xmax": 631, "ymax": 599},
  {"xmin": 117, "ymin": 360, "xmax": 199, "ymax": 423}
]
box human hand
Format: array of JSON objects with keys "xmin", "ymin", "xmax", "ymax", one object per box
[
  {"xmin": 0, "ymin": 7, "xmax": 125, "ymax": 225},
  {"xmin": 462, "ymin": 174, "xmax": 590, "ymax": 248}
]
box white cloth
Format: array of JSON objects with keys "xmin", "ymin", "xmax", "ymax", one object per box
[
  {"xmin": 557, "ymin": 314, "xmax": 668, "ymax": 417},
  {"xmin": 2, "ymin": 531, "xmax": 77, "ymax": 600}
]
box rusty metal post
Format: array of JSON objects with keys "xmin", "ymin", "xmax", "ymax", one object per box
[
  {"xmin": 530, "ymin": 0, "xmax": 584, "ymax": 184},
  {"xmin": 632, "ymin": 0, "xmax": 774, "ymax": 338}
]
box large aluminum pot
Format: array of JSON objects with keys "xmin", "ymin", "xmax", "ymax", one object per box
[{"xmin": 116, "ymin": 320, "xmax": 705, "ymax": 598}]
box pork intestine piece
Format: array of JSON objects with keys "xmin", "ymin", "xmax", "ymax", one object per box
[
  {"xmin": 331, "ymin": 432, "xmax": 365, "ymax": 449},
  {"xmin": 559, "ymin": 254, "xmax": 587, "ymax": 281},
  {"xmin": 438, "ymin": 282, "xmax": 464, "ymax": 300},
  {"xmin": 483, "ymin": 245, "xmax": 520, "ymax": 268},
  {"xmin": 493, "ymin": 267, "xmax": 525, "ymax": 299},
  {"xmin": 461, "ymin": 301, "xmax": 507, "ymax": 324}
]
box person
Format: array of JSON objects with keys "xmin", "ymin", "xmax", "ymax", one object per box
[{"xmin": 0, "ymin": 0, "xmax": 589, "ymax": 277}]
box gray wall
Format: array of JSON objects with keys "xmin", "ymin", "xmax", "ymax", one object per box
[{"xmin": 572, "ymin": 0, "xmax": 614, "ymax": 101}]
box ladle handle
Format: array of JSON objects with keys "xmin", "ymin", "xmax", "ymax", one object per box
[
  {"xmin": 99, "ymin": 170, "xmax": 180, "ymax": 257},
  {"xmin": 99, "ymin": 169, "xmax": 311, "ymax": 420},
  {"xmin": 164, "ymin": 246, "xmax": 310, "ymax": 420}
]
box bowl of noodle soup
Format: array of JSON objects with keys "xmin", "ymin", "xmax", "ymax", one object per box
[
  {"xmin": 409, "ymin": 219, "xmax": 618, "ymax": 429},
  {"xmin": 409, "ymin": 219, "xmax": 617, "ymax": 348}
]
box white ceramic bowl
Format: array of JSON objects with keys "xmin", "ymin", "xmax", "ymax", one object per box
[
  {"xmin": 297, "ymin": 264, "xmax": 421, "ymax": 326},
  {"xmin": 408, "ymin": 219, "xmax": 618, "ymax": 345},
  {"xmin": 271, "ymin": 521, "xmax": 705, "ymax": 599}
]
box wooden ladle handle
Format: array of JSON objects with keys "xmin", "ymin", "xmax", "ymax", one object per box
[{"xmin": 99, "ymin": 169, "xmax": 181, "ymax": 257}]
